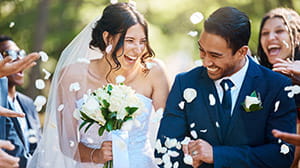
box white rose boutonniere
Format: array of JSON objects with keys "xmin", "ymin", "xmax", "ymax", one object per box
[
  {"xmin": 183, "ymin": 88, "xmax": 197, "ymax": 103},
  {"xmin": 242, "ymin": 91, "xmax": 263, "ymax": 112}
]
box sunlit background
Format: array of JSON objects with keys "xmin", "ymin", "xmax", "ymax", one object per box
[{"xmin": 1, "ymin": 0, "xmax": 299, "ymax": 124}]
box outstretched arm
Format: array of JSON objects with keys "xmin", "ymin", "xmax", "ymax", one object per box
[
  {"xmin": 0, "ymin": 106, "xmax": 25, "ymax": 118},
  {"xmin": 272, "ymin": 129, "xmax": 300, "ymax": 146}
]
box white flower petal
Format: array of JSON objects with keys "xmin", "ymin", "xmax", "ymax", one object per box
[
  {"xmin": 274, "ymin": 101, "xmax": 280, "ymax": 112},
  {"xmin": 183, "ymin": 154, "xmax": 193, "ymax": 165},
  {"xmin": 190, "ymin": 130, "xmax": 198, "ymax": 139},
  {"xmin": 76, "ymin": 58, "xmax": 91, "ymax": 64},
  {"xmin": 209, "ymin": 94, "xmax": 216, "ymax": 106},
  {"xmin": 9, "ymin": 22, "xmax": 15, "ymax": 28},
  {"xmin": 168, "ymin": 150, "xmax": 180, "ymax": 157},
  {"xmin": 151, "ymin": 108, "xmax": 164, "ymax": 123},
  {"xmin": 69, "ymin": 82, "xmax": 81, "ymax": 92},
  {"xmin": 57, "ymin": 104, "xmax": 64, "ymax": 112},
  {"xmin": 145, "ymin": 62, "xmax": 156, "ymax": 70},
  {"xmin": 280, "ymin": 144, "xmax": 289, "ymax": 155},
  {"xmin": 176, "ymin": 142, "xmax": 181, "ymax": 150},
  {"xmin": 162, "ymin": 153, "xmax": 171, "ymax": 165},
  {"xmin": 200, "ymin": 129, "xmax": 207, "ymax": 133},
  {"xmin": 278, "ymin": 139, "xmax": 282, "ymax": 144},
  {"xmin": 35, "ymin": 79, "xmax": 45, "ymax": 90},
  {"xmin": 194, "ymin": 59, "xmax": 203, "ymax": 66},
  {"xmin": 181, "ymin": 137, "xmax": 191, "ymax": 145},
  {"xmin": 38, "ymin": 51, "xmax": 49, "ymax": 62},
  {"xmin": 165, "ymin": 138, "xmax": 178, "ymax": 149},
  {"xmin": 69, "ymin": 140, "xmax": 75, "ymax": 147},
  {"xmin": 245, "ymin": 96, "xmax": 261, "ymax": 109},
  {"xmin": 155, "ymin": 158, "xmax": 163, "ymax": 165},
  {"xmin": 190, "ymin": 123, "xmax": 195, "ymax": 128},
  {"xmin": 73, "ymin": 109, "xmax": 81, "ymax": 120},
  {"xmin": 190, "ymin": 12, "xmax": 204, "ymax": 24},
  {"xmin": 284, "ymin": 85, "xmax": 300, "ymax": 98},
  {"xmin": 183, "ymin": 88, "xmax": 197, "ymax": 103},
  {"xmin": 33, "ymin": 95, "xmax": 47, "ymax": 112},
  {"xmin": 110, "ymin": 0, "xmax": 118, "ymax": 4},
  {"xmin": 178, "ymin": 101, "xmax": 185, "ymax": 110},
  {"xmin": 187, "ymin": 31, "xmax": 198, "ymax": 37},
  {"xmin": 115, "ymin": 75, "xmax": 125, "ymax": 84},
  {"xmin": 173, "ymin": 161, "xmax": 179, "ymax": 168},
  {"xmin": 42, "ymin": 68, "xmax": 51, "ymax": 80},
  {"xmin": 215, "ymin": 121, "xmax": 220, "ymax": 128},
  {"xmin": 86, "ymin": 138, "xmax": 94, "ymax": 144}
]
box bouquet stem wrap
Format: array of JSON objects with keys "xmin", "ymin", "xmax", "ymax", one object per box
[{"xmin": 111, "ymin": 130, "xmax": 129, "ymax": 168}]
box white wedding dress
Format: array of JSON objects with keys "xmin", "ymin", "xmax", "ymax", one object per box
[{"xmin": 77, "ymin": 94, "xmax": 158, "ymax": 168}]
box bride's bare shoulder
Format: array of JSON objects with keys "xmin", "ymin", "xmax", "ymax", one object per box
[{"xmin": 146, "ymin": 58, "xmax": 167, "ymax": 76}]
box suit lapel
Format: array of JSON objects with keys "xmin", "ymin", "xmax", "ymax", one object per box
[
  {"xmin": 199, "ymin": 70, "xmax": 224, "ymax": 144},
  {"xmin": 224, "ymin": 58, "xmax": 261, "ymax": 140},
  {"xmin": 16, "ymin": 94, "xmax": 33, "ymax": 129}
]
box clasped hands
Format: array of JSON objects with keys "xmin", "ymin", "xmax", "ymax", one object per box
[{"xmin": 183, "ymin": 139, "xmax": 213, "ymax": 168}]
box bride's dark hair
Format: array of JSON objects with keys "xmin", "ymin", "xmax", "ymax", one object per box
[{"xmin": 90, "ymin": 2, "xmax": 154, "ymax": 81}]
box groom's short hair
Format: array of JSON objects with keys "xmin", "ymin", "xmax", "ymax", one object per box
[{"xmin": 204, "ymin": 7, "xmax": 251, "ymax": 55}]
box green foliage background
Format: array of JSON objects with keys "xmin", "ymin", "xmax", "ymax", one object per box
[{"xmin": 0, "ymin": 0, "xmax": 299, "ymax": 116}]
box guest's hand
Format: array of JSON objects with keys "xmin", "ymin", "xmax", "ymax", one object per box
[
  {"xmin": 188, "ymin": 139, "xmax": 213, "ymax": 167},
  {"xmin": 0, "ymin": 52, "xmax": 40, "ymax": 78},
  {"xmin": 0, "ymin": 106, "xmax": 25, "ymax": 118},
  {"xmin": 272, "ymin": 129, "xmax": 300, "ymax": 146},
  {"xmin": 93, "ymin": 141, "xmax": 112, "ymax": 164},
  {"xmin": 0, "ymin": 140, "xmax": 20, "ymax": 168},
  {"xmin": 273, "ymin": 58, "xmax": 300, "ymax": 84}
]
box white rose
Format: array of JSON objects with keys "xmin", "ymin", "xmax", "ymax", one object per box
[
  {"xmin": 81, "ymin": 96, "xmax": 105, "ymax": 125},
  {"xmin": 244, "ymin": 96, "xmax": 261, "ymax": 109},
  {"xmin": 183, "ymin": 88, "xmax": 197, "ymax": 103}
]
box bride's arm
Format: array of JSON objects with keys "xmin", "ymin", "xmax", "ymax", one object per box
[{"xmin": 149, "ymin": 59, "xmax": 170, "ymax": 111}]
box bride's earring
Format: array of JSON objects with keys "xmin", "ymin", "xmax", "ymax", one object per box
[{"xmin": 105, "ymin": 44, "xmax": 112, "ymax": 54}]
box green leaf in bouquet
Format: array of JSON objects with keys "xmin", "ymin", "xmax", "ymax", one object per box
[
  {"xmin": 101, "ymin": 107, "xmax": 109, "ymax": 118},
  {"xmin": 85, "ymin": 122, "xmax": 95, "ymax": 133},
  {"xmin": 125, "ymin": 107, "xmax": 138, "ymax": 115},
  {"xmin": 108, "ymin": 112, "xmax": 117, "ymax": 119},
  {"xmin": 249, "ymin": 103, "xmax": 263, "ymax": 112},
  {"xmin": 98, "ymin": 126, "xmax": 105, "ymax": 136},
  {"xmin": 80, "ymin": 111, "xmax": 95, "ymax": 122},
  {"xmin": 124, "ymin": 116, "xmax": 132, "ymax": 121},
  {"xmin": 116, "ymin": 119, "xmax": 123, "ymax": 129},
  {"xmin": 106, "ymin": 120, "xmax": 114, "ymax": 131},
  {"xmin": 79, "ymin": 120, "xmax": 89, "ymax": 131},
  {"xmin": 102, "ymin": 100, "xmax": 110, "ymax": 108},
  {"xmin": 107, "ymin": 84, "xmax": 113, "ymax": 95}
]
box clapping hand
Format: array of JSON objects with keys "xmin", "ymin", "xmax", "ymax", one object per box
[
  {"xmin": 273, "ymin": 58, "xmax": 300, "ymax": 85},
  {"xmin": 0, "ymin": 140, "xmax": 20, "ymax": 168}
]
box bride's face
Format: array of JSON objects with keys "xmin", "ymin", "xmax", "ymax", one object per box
[{"xmin": 117, "ymin": 24, "xmax": 146, "ymax": 70}]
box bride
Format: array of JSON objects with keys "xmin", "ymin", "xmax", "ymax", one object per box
[{"xmin": 27, "ymin": 2, "xmax": 169, "ymax": 168}]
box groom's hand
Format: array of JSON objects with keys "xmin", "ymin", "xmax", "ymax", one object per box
[{"xmin": 188, "ymin": 139, "xmax": 213, "ymax": 166}]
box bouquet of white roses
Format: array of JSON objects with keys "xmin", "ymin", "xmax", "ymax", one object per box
[{"xmin": 77, "ymin": 83, "xmax": 144, "ymax": 168}]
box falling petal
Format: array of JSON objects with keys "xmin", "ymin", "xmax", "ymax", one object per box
[
  {"xmin": 57, "ymin": 104, "xmax": 64, "ymax": 112},
  {"xmin": 200, "ymin": 129, "xmax": 207, "ymax": 133},
  {"xmin": 155, "ymin": 158, "xmax": 163, "ymax": 165},
  {"xmin": 9, "ymin": 22, "xmax": 15, "ymax": 28},
  {"xmin": 155, "ymin": 139, "xmax": 167, "ymax": 154},
  {"xmin": 194, "ymin": 60, "xmax": 203, "ymax": 67},
  {"xmin": 69, "ymin": 82, "xmax": 81, "ymax": 92},
  {"xmin": 190, "ymin": 130, "xmax": 198, "ymax": 139},
  {"xmin": 280, "ymin": 144, "xmax": 289, "ymax": 155},
  {"xmin": 178, "ymin": 101, "xmax": 185, "ymax": 110},
  {"xmin": 116, "ymin": 75, "xmax": 125, "ymax": 84},
  {"xmin": 73, "ymin": 109, "xmax": 80, "ymax": 120},
  {"xmin": 176, "ymin": 142, "xmax": 182, "ymax": 150},
  {"xmin": 165, "ymin": 138, "xmax": 178, "ymax": 149},
  {"xmin": 145, "ymin": 62, "xmax": 156, "ymax": 69},
  {"xmin": 69, "ymin": 140, "xmax": 75, "ymax": 147},
  {"xmin": 162, "ymin": 153, "xmax": 171, "ymax": 165},
  {"xmin": 110, "ymin": 0, "xmax": 118, "ymax": 4},
  {"xmin": 183, "ymin": 154, "xmax": 193, "ymax": 165},
  {"xmin": 190, "ymin": 123, "xmax": 195, "ymax": 128},
  {"xmin": 209, "ymin": 94, "xmax": 216, "ymax": 106},
  {"xmin": 42, "ymin": 68, "xmax": 51, "ymax": 80},
  {"xmin": 187, "ymin": 31, "xmax": 198, "ymax": 37},
  {"xmin": 282, "ymin": 40, "xmax": 289, "ymax": 48},
  {"xmin": 215, "ymin": 121, "xmax": 220, "ymax": 128},
  {"xmin": 28, "ymin": 129, "xmax": 38, "ymax": 143},
  {"xmin": 181, "ymin": 137, "xmax": 191, "ymax": 145},
  {"xmin": 190, "ymin": 12, "xmax": 204, "ymax": 24},
  {"xmin": 183, "ymin": 88, "xmax": 197, "ymax": 103},
  {"xmin": 39, "ymin": 51, "xmax": 49, "ymax": 62},
  {"xmin": 173, "ymin": 161, "xmax": 179, "ymax": 168},
  {"xmin": 76, "ymin": 58, "xmax": 90, "ymax": 64},
  {"xmin": 168, "ymin": 150, "xmax": 180, "ymax": 157},
  {"xmin": 86, "ymin": 138, "xmax": 94, "ymax": 144},
  {"xmin": 35, "ymin": 79, "xmax": 46, "ymax": 90},
  {"xmin": 278, "ymin": 139, "xmax": 282, "ymax": 144},
  {"xmin": 274, "ymin": 101, "xmax": 280, "ymax": 112},
  {"xmin": 34, "ymin": 95, "xmax": 47, "ymax": 112},
  {"xmin": 128, "ymin": 0, "xmax": 137, "ymax": 8}
]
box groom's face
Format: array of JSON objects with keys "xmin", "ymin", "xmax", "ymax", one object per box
[{"xmin": 198, "ymin": 31, "xmax": 246, "ymax": 80}]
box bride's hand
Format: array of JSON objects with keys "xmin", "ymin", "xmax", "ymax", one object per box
[{"xmin": 92, "ymin": 141, "xmax": 113, "ymax": 164}]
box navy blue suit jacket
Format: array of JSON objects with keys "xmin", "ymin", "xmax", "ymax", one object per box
[
  {"xmin": 156, "ymin": 58, "xmax": 297, "ymax": 168},
  {"xmin": 8, "ymin": 92, "xmax": 41, "ymax": 155},
  {"xmin": 0, "ymin": 78, "xmax": 29, "ymax": 168}
]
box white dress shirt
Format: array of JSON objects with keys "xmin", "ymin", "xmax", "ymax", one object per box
[{"xmin": 214, "ymin": 56, "xmax": 249, "ymax": 115}]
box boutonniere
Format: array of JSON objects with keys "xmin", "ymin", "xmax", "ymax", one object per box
[{"xmin": 242, "ymin": 91, "xmax": 263, "ymax": 112}]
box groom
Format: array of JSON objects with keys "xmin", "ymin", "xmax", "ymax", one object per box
[{"xmin": 156, "ymin": 7, "xmax": 296, "ymax": 168}]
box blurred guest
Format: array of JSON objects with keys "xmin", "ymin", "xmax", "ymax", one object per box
[
  {"xmin": 257, "ymin": 7, "xmax": 300, "ymax": 168},
  {"xmin": 0, "ymin": 35, "xmax": 41, "ymax": 155}
]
